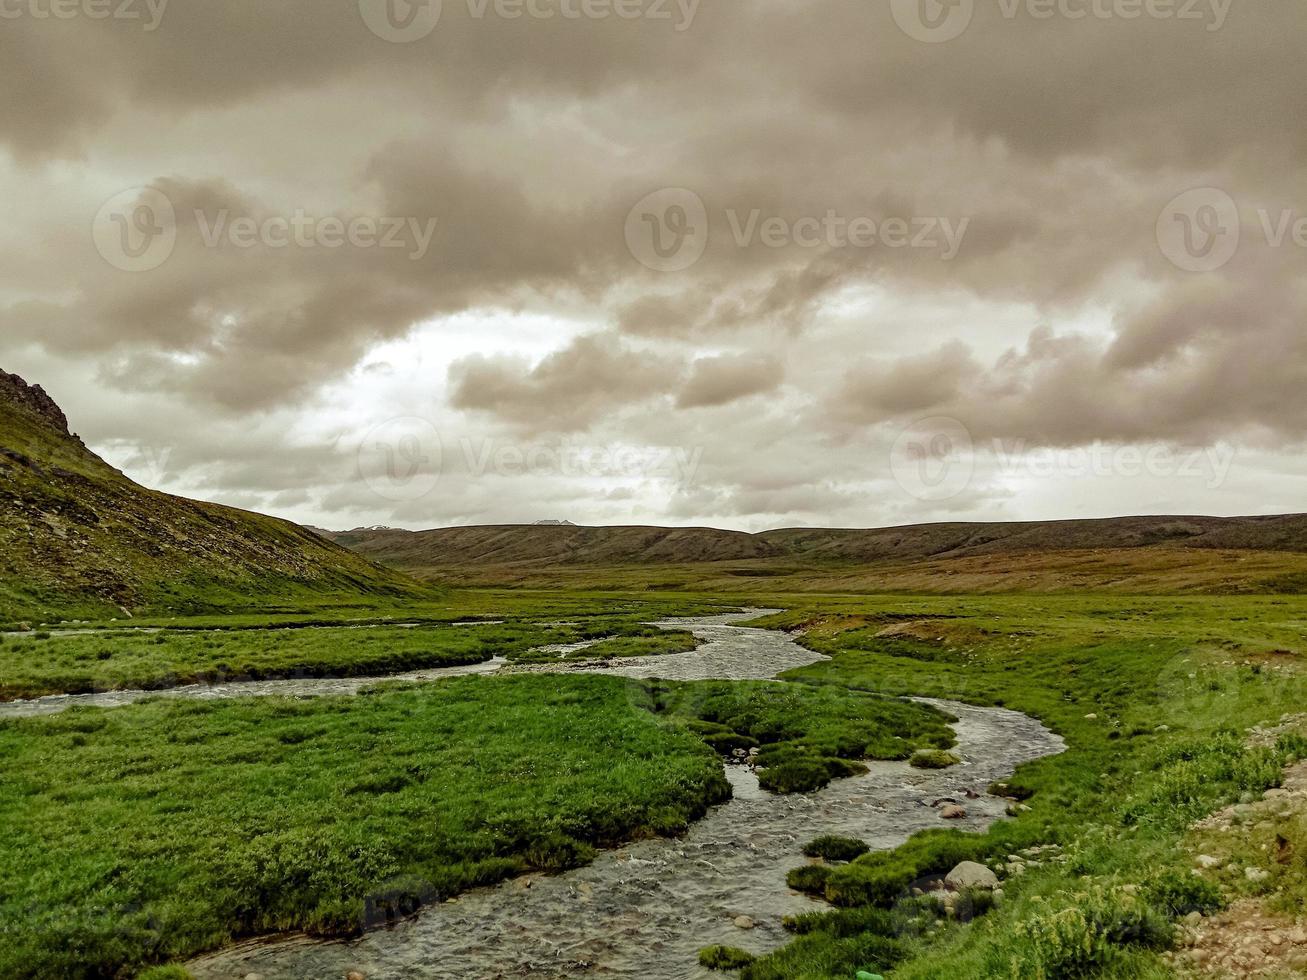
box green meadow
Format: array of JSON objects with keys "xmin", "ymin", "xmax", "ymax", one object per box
[{"xmin": 3, "ymin": 588, "xmax": 1307, "ymax": 977}]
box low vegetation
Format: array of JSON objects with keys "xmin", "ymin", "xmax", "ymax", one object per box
[
  {"xmin": 803, "ymin": 835, "xmax": 872, "ymax": 862},
  {"xmin": 731, "ymin": 596, "xmax": 1307, "ymax": 978},
  {"xmin": 646, "ymin": 679, "xmax": 956, "ymax": 793},
  {"xmin": 909, "ymin": 749, "xmax": 961, "ymax": 769},
  {"xmin": 0, "ymin": 675, "xmax": 732, "ymax": 977}
]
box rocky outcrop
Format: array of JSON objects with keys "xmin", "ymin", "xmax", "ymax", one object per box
[{"xmin": 0, "ymin": 370, "xmax": 76, "ymax": 439}]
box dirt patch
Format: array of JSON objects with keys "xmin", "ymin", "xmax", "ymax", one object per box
[{"xmin": 1169, "ymin": 899, "xmax": 1307, "ymax": 977}]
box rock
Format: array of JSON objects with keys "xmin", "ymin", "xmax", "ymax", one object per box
[
  {"xmin": 1196, "ymin": 854, "xmax": 1224, "ymax": 870},
  {"xmin": 733, "ymin": 915, "xmax": 755, "ymax": 930},
  {"xmin": 940, "ymin": 805, "xmax": 967, "ymax": 820},
  {"xmin": 1084, "ymin": 713, "xmax": 1098, "ymax": 720},
  {"xmin": 1006, "ymin": 862, "xmax": 1027, "ymax": 875},
  {"xmin": 1184, "ymin": 911, "xmax": 1203, "ymax": 926},
  {"xmin": 945, "ymin": 861, "xmax": 999, "ymax": 891},
  {"xmin": 346, "ymin": 973, "xmax": 366, "ymax": 980},
  {"xmin": 243, "ymin": 974, "xmax": 263, "ymax": 980},
  {"xmin": 1245, "ymin": 867, "xmax": 1271, "ymax": 883}
]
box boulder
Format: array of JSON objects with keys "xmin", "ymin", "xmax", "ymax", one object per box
[
  {"xmin": 939, "ymin": 804, "xmax": 967, "ymax": 820},
  {"xmin": 945, "ymin": 861, "xmax": 1000, "ymax": 892}
]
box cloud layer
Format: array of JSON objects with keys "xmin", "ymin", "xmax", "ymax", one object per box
[{"xmin": 2, "ymin": 0, "xmax": 1304, "ymax": 529}]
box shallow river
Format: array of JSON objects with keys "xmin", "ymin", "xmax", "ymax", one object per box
[{"xmin": 170, "ymin": 610, "xmax": 1064, "ymax": 980}]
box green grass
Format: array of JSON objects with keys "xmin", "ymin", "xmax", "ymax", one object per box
[
  {"xmin": 0, "ymin": 602, "xmax": 732, "ymax": 701},
  {"xmin": 646, "ymin": 679, "xmax": 956, "ymax": 793},
  {"xmin": 719, "ymin": 594, "xmax": 1307, "ymax": 978},
  {"xmin": 803, "ymin": 835, "xmax": 872, "ymax": 862},
  {"xmin": 909, "ymin": 749, "xmax": 961, "ymax": 769},
  {"xmin": 10, "ymin": 585, "xmax": 1307, "ymax": 977},
  {"xmin": 0, "ymin": 623, "xmax": 562, "ymax": 701},
  {"xmin": 0, "ymin": 674, "xmax": 732, "ymax": 978}
]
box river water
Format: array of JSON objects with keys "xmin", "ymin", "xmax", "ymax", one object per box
[{"xmin": 168, "ymin": 610, "xmax": 1065, "ymax": 980}]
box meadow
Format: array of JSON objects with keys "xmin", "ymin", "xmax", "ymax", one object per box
[{"xmin": 3, "ymin": 588, "xmax": 1307, "ymax": 978}]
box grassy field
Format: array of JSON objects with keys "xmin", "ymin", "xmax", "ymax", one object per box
[
  {"xmin": 6, "ymin": 586, "xmax": 1307, "ymax": 978},
  {"xmin": 729, "ymin": 594, "xmax": 1307, "ymax": 978},
  {"xmin": 0, "ymin": 597, "xmax": 733, "ymax": 700},
  {"xmin": 0, "ymin": 671, "xmax": 952, "ymax": 978}
]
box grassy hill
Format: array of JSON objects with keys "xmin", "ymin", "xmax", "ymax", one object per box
[
  {"xmin": 322, "ymin": 517, "xmax": 1307, "ymax": 594},
  {"xmin": 0, "ymin": 371, "xmax": 425, "ymax": 623}
]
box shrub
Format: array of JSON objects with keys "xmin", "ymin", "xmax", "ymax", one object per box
[
  {"xmin": 983, "ymin": 884, "xmax": 1172, "ymax": 977},
  {"xmin": 909, "ymin": 749, "xmax": 961, "ymax": 769},
  {"xmin": 1143, "ymin": 869, "xmax": 1224, "ymax": 917},
  {"xmin": 804, "ymin": 835, "xmax": 871, "ymax": 862},
  {"xmin": 699, "ymin": 946, "xmax": 757, "ymax": 970}
]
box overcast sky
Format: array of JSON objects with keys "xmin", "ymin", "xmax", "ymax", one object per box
[{"xmin": 2, "ymin": 0, "xmax": 1304, "ymax": 531}]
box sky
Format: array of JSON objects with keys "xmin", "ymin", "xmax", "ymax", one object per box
[{"xmin": 2, "ymin": 0, "xmax": 1305, "ymax": 532}]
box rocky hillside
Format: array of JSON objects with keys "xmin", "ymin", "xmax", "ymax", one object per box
[{"xmin": 0, "ymin": 371, "xmax": 424, "ymax": 622}]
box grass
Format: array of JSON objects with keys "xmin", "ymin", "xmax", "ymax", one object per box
[
  {"xmin": 909, "ymin": 749, "xmax": 961, "ymax": 769},
  {"xmin": 0, "ymin": 660, "xmax": 952, "ymax": 977},
  {"xmin": 0, "ymin": 603, "xmax": 728, "ymax": 701},
  {"xmin": 10, "ymin": 584, "xmax": 1307, "ymax": 977},
  {"xmin": 646, "ymin": 679, "xmax": 956, "ymax": 793},
  {"xmin": 804, "ymin": 835, "xmax": 872, "ymax": 862},
  {"xmin": 0, "ymin": 674, "xmax": 732, "ymax": 978},
  {"xmin": 717, "ymin": 594, "xmax": 1307, "ymax": 978}
]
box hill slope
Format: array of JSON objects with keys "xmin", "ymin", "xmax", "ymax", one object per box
[
  {"xmin": 321, "ymin": 516, "xmax": 1307, "ymax": 594},
  {"xmin": 0, "ymin": 371, "xmax": 423, "ymax": 621},
  {"xmin": 326, "ymin": 515, "xmax": 1307, "ymax": 567}
]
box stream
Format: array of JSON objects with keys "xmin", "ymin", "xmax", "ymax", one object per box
[{"xmin": 171, "ymin": 610, "xmax": 1065, "ymax": 980}]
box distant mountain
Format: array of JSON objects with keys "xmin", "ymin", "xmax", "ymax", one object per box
[
  {"xmin": 318, "ymin": 516, "xmax": 1307, "ymax": 593},
  {"xmin": 0, "ymin": 371, "xmax": 424, "ymax": 622}
]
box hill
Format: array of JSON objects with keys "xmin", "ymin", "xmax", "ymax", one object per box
[
  {"xmin": 321, "ymin": 516, "xmax": 1307, "ymax": 594},
  {"xmin": 0, "ymin": 371, "xmax": 424, "ymax": 622}
]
